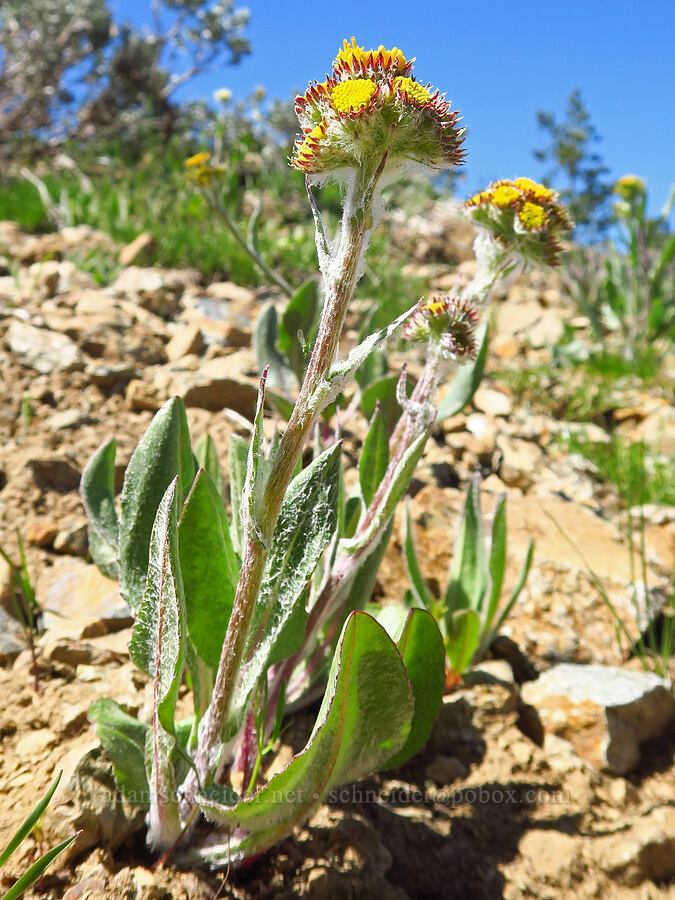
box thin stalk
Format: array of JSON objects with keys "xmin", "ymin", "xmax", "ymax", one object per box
[{"xmin": 204, "ymin": 190, "xmax": 295, "ymax": 298}]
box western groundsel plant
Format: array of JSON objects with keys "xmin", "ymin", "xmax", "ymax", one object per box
[{"xmin": 81, "ymin": 38, "xmax": 573, "ymax": 867}]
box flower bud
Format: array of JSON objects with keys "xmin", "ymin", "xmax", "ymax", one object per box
[
  {"xmin": 291, "ymin": 37, "xmax": 465, "ymax": 177},
  {"xmin": 614, "ymin": 174, "xmax": 646, "ymax": 203},
  {"xmin": 465, "ymin": 177, "xmax": 573, "ymax": 267},
  {"xmin": 403, "ymin": 294, "xmax": 479, "ymax": 359}
]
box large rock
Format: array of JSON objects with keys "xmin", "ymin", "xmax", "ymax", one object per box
[
  {"xmin": 156, "ymin": 351, "xmax": 259, "ymax": 418},
  {"xmin": 112, "ymin": 266, "xmax": 200, "ymax": 317},
  {"xmin": 521, "ymin": 663, "xmax": 675, "ymax": 774},
  {"xmin": 0, "ymin": 608, "xmax": 24, "ymax": 664},
  {"xmin": 27, "ymin": 455, "xmax": 81, "ymax": 492},
  {"xmin": 7, "ymin": 320, "xmax": 82, "ymax": 374}
]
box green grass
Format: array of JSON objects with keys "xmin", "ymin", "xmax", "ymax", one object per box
[{"xmin": 564, "ymin": 431, "xmax": 675, "ymax": 508}]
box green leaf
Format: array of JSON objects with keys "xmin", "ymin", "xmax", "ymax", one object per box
[
  {"xmin": 437, "ymin": 322, "xmax": 488, "ymax": 422},
  {"xmin": 359, "ymin": 404, "xmax": 389, "ymax": 507},
  {"xmin": 1, "ymin": 834, "xmax": 79, "ymax": 900},
  {"xmin": 341, "ymin": 518, "xmax": 394, "ymax": 621},
  {"xmin": 445, "ymin": 608, "xmax": 481, "ymax": 676},
  {"xmin": 265, "ymin": 386, "xmax": 295, "ymax": 421},
  {"xmin": 88, "ymin": 698, "xmax": 149, "ymax": 806},
  {"xmin": 343, "ymin": 495, "xmax": 361, "ymax": 540},
  {"xmin": 385, "ymin": 608, "xmax": 445, "ymax": 768},
  {"xmin": 194, "ymin": 434, "xmax": 225, "ymax": 500},
  {"xmin": 0, "ymin": 772, "xmax": 63, "ymax": 869},
  {"xmin": 485, "ymin": 493, "xmax": 507, "ymax": 634},
  {"xmin": 231, "ymin": 444, "xmax": 342, "ymax": 725},
  {"xmin": 228, "ymin": 434, "xmax": 249, "ymax": 555},
  {"xmin": 492, "ymin": 539, "xmax": 534, "ymax": 636},
  {"xmin": 253, "ymin": 303, "xmax": 296, "ymax": 397},
  {"xmin": 80, "ymin": 438, "xmax": 119, "ymax": 579},
  {"xmin": 241, "ymin": 371, "xmax": 268, "ymax": 547},
  {"xmin": 197, "ymin": 611, "xmax": 413, "ymax": 864},
  {"xmin": 403, "ymin": 502, "xmax": 433, "ymax": 610},
  {"xmin": 444, "ymin": 476, "xmax": 487, "ymax": 619},
  {"xmin": 360, "ymin": 373, "xmax": 405, "ymax": 434},
  {"xmin": 179, "ymin": 469, "xmax": 239, "ymax": 671},
  {"xmin": 128, "ymin": 478, "xmax": 186, "ymax": 849},
  {"xmin": 278, "ymin": 279, "xmax": 319, "ymax": 380},
  {"xmin": 119, "ymin": 398, "xmax": 196, "ymax": 613}
]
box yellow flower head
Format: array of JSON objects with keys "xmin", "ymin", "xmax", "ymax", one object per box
[
  {"xmin": 614, "ymin": 174, "xmax": 646, "ymax": 202},
  {"xmin": 291, "ymin": 37, "xmax": 464, "ymax": 175},
  {"xmin": 466, "ymin": 177, "xmax": 573, "ymax": 267},
  {"xmin": 185, "ymin": 151, "xmax": 211, "ymax": 169},
  {"xmin": 517, "ymin": 201, "xmax": 547, "ymax": 231},
  {"xmin": 330, "ymin": 78, "xmax": 377, "ymax": 115}
]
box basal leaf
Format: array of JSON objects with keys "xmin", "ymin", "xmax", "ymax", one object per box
[
  {"xmin": 128, "ymin": 478, "xmax": 186, "ymax": 849},
  {"xmin": 80, "ymin": 438, "xmax": 119, "ymax": 579},
  {"xmin": 385, "ymin": 608, "xmax": 445, "ymax": 768},
  {"xmin": 253, "ymin": 303, "xmax": 296, "ymax": 397},
  {"xmin": 194, "ymin": 433, "xmax": 226, "ymax": 500},
  {"xmin": 403, "ymin": 502, "xmax": 433, "ymax": 610},
  {"xmin": 179, "ymin": 468, "xmax": 239, "ymax": 671},
  {"xmin": 278, "ymin": 279, "xmax": 319, "ymax": 380},
  {"xmin": 445, "ymin": 608, "xmax": 481, "ymax": 676},
  {"xmin": 485, "ymin": 492, "xmax": 507, "ymax": 634},
  {"xmin": 119, "ymin": 397, "xmax": 196, "ymax": 613},
  {"xmin": 359, "ymin": 404, "xmax": 389, "ymax": 507},
  {"xmin": 197, "ymin": 611, "xmax": 413, "ymax": 864},
  {"xmin": 89, "ymin": 698, "xmax": 149, "ymax": 806},
  {"xmin": 444, "ymin": 475, "xmax": 487, "ymax": 619}
]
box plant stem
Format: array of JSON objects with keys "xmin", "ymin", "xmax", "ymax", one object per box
[{"xmin": 179, "ymin": 160, "xmax": 385, "ymax": 816}]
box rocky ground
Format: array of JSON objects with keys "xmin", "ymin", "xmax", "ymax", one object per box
[{"xmin": 0, "ymin": 208, "xmax": 673, "ymax": 899}]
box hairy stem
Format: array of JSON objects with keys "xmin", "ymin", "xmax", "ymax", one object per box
[{"xmin": 179, "ymin": 161, "xmax": 385, "ymax": 817}]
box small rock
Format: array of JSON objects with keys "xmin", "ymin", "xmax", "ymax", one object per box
[
  {"xmin": 26, "ymin": 519, "xmax": 58, "ymax": 548},
  {"xmin": 473, "ymin": 386, "xmax": 513, "ymax": 418},
  {"xmin": 426, "ymin": 754, "xmax": 468, "ymax": 786},
  {"xmin": 0, "ymin": 608, "xmax": 24, "ymax": 664},
  {"xmin": 118, "ymin": 232, "xmax": 156, "ymax": 266},
  {"xmin": 587, "ymin": 806, "xmax": 675, "ymax": 886},
  {"xmin": 52, "ymin": 746, "xmax": 146, "ymax": 862},
  {"xmin": 53, "ymin": 521, "xmax": 89, "ymax": 557},
  {"xmin": 517, "ymin": 829, "xmax": 581, "ymax": 883},
  {"xmin": 16, "ymin": 727, "xmax": 58, "ymax": 758},
  {"xmin": 126, "ymin": 379, "xmax": 162, "ymax": 412},
  {"xmin": 38, "ymin": 557, "xmax": 132, "ymax": 640},
  {"xmin": 27, "ymin": 455, "xmax": 81, "ymax": 492},
  {"xmin": 165, "ymin": 323, "xmax": 204, "ymax": 362},
  {"xmin": 497, "ymin": 435, "xmax": 543, "ymax": 491},
  {"xmin": 160, "ymin": 353, "xmax": 259, "ymax": 418},
  {"xmin": 521, "ymin": 663, "xmax": 675, "ymax": 774},
  {"xmin": 205, "ymin": 281, "xmax": 256, "ymax": 304},
  {"xmin": 86, "ymin": 361, "xmax": 136, "ymax": 387},
  {"xmin": 46, "ymin": 408, "xmax": 87, "ymax": 431},
  {"xmin": 7, "ymin": 320, "xmax": 82, "ymax": 374}
]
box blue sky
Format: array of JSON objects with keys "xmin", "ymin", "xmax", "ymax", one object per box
[{"xmin": 113, "ymin": 0, "xmax": 675, "ymax": 215}]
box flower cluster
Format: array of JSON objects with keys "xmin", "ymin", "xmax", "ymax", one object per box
[
  {"xmin": 291, "ymin": 37, "xmax": 465, "ymax": 177},
  {"xmin": 465, "ymin": 177, "xmax": 573, "ymax": 267},
  {"xmin": 403, "ymin": 294, "xmax": 479, "ymax": 359},
  {"xmin": 185, "ymin": 152, "xmax": 226, "ymax": 185}
]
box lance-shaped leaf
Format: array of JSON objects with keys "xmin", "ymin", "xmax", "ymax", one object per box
[
  {"xmin": 484, "ymin": 493, "xmax": 507, "ymax": 634},
  {"xmin": 278, "ymin": 278, "xmax": 319, "ymax": 380},
  {"xmin": 359, "ymin": 404, "xmax": 389, "ymax": 507},
  {"xmin": 230, "ymin": 443, "xmax": 342, "ymax": 726},
  {"xmin": 437, "ymin": 322, "xmax": 488, "ymax": 422},
  {"xmin": 318, "ymin": 304, "xmax": 416, "ymax": 412},
  {"xmin": 80, "ymin": 438, "xmax": 119, "ymax": 579},
  {"xmin": 89, "ymin": 698, "xmax": 149, "ymax": 806},
  {"xmin": 403, "ymin": 502, "xmax": 433, "ymax": 610},
  {"xmin": 119, "ymin": 398, "xmax": 196, "ymax": 612},
  {"xmin": 197, "ymin": 611, "xmax": 413, "ymax": 864},
  {"xmin": 445, "ymin": 608, "xmax": 481, "ymax": 677},
  {"xmin": 341, "ymin": 430, "xmax": 428, "ymax": 556},
  {"xmin": 194, "ymin": 433, "xmax": 226, "ymax": 500},
  {"xmin": 360, "ymin": 372, "xmax": 410, "ymax": 435},
  {"xmin": 128, "ymin": 478, "xmax": 186, "ymax": 850},
  {"xmin": 179, "ymin": 468, "xmax": 239, "ymax": 672},
  {"xmin": 385, "ymin": 608, "xmax": 445, "ymax": 769},
  {"xmin": 444, "ymin": 475, "xmax": 487, "ymax": 620},
  {"xmin": 253, "ymin": 302, "xmax": 296, "ymax": 396}
]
